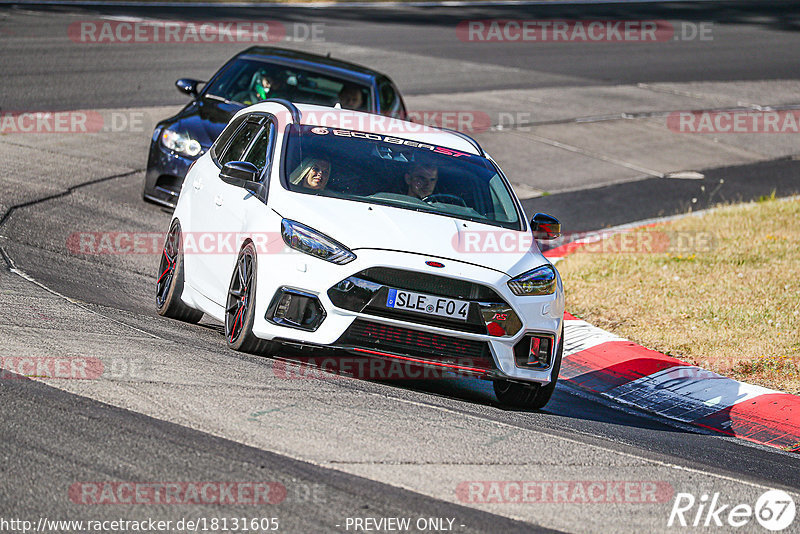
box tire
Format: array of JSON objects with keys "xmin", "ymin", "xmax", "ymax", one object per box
[
  {"xmin": 156, "ymin": 220, "xmax": 204, "ymax": 323},
  {"xmin": 493, "ymin": 327, "xmax": 564, "ymax": 410},
  {"xmin": 225, "ymin": 242, "xmax": 277, "ymax": 355}
]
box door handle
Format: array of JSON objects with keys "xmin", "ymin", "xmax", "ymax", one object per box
[{"xmin": 214, "ymin": 195, "xmax": 224, "ymax": 207}]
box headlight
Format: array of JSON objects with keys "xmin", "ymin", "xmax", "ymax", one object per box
[
  {"xmin": 507, "ymin": 264, "xmax": 556, "ymax": 296},
  {"xmin": 161, "ymin": 128, "xmax": 202, "ymax": 157},
  {"xmin": 281, "ymin": 220, "xmax": 356, "ymax": 265}
]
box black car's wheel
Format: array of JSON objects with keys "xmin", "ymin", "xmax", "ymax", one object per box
[
  {"xmin": 494, "ymin": 327, "xmax": 564, "ymax": 410},
  {"xmin": 156, "ymin": 220, "xmax": 203, "ymax": 323},
  {"xmin": 225, "ymin": 242, "xmax": 277, "ymax": 355}
]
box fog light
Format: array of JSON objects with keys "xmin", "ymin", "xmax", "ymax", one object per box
[
  {"xmin": 266, "ymin": 288, "xmax": 326, "ymax": 331},
  {"xmin": 513, "ymin": 333, "xmax": 555, "ymax": 368},
  {"xmin": 527, "ymin": 337, "xmax": 550, "ymax": 366},
  {"xmin": 275, "ymin": 293, "xmax": 293, "ymax": 319}
]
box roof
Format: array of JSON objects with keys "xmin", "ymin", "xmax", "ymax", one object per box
[{"xmin": 235, "ymin": 102, "xmax": 482, "ymax": 156}]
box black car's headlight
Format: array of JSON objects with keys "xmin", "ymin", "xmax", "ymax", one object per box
[
  {"xmin": 507, "ymin": 264, "xmax": 557, "ymax": 296},
  {"xmin": 281, "ymin": 220, "xmax": 356, "ymax": 265},
  {"xmin": 161, "ymin": 128, "xmax": 202, "ymax": 157}
]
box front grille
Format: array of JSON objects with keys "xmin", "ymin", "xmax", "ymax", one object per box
[
  {"xmin": 155, "ymin": 174, "xmax": 182, "ymax": 194},
  {"xmin": 338, "ymin": 319, "xmax": 495, "ymax": 371},
  {"xmin": 362, "ymin": 304, "xmax": 488, "ymax": 334},
  {"xmin": 329, "ymin": 267, "xmax": 513, "ymax": 335},
  {"xmin": 357, "ymin": 267, "xmax": 501, "ymax": 301}
]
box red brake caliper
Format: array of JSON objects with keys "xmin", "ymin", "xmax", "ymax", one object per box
[
  {"xmin": 237, "ymin": 290, "xmax": 247, "ymax": 331},
  {"xmin": 157, "ymin": 249, "xmax": 173, "ymax": 283},
  {"xmin": 230, "ymin": 307, "xmax": 243, "ymax": 342}
]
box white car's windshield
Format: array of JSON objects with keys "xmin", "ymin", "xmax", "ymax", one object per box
[{"xmin": 282, "ymin": 125, "xmax": 522, "ymax": 230}]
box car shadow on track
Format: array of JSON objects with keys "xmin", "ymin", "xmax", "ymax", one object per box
[
  {"xmin": 189, "ymin": 319, "xmax": 698, "ymax": 434},
  {"xmin": 265, "ymin": 347, "xmax": 701, "ymax": 435}
]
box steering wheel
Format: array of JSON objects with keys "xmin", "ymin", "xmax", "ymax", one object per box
[
  {"xmin": 231, "ymin": 90, "xmax": 257, "ymax": 105},
  {"xmin": 421, "ymin": 193, "xmax": 468, "ymax": 207}
]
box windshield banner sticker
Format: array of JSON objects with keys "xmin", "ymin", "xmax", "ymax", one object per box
[{"xmin": 308, "ymin": 127, "xmax": 470, "ymax": 158}]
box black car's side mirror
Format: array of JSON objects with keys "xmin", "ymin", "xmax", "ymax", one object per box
[
  {"xmin": 220, "ymin": 161, "xmax": 260, "ymax": 187},
  {"xmin": 175, "ymin": 78, "xmax": 201, "ymax": 97},
  {"xmin": 531, "ymin": 213, "xmax": 561, "ymax": 240}
]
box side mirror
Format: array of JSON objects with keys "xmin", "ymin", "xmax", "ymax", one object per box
[
  {"xmin": 531, "ymin": 213, "xmax": 561, "ymax": 240},
  {"xmin": 175, "ymin": 78, "xmax": 201, "ymax": 97},
  {"xmin": 220, "ymin": 161, "xmax": 260, "ymax": 187}
]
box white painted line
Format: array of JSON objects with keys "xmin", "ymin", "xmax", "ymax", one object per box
[
  {"xmin": 513, "ymin": 130, "xmax": 665, "ymax": 178},
  {"xmin": 608, "ymin": 365, "xmax": 775, "ymax": 423},
  {"xmin": 563, "ymin": 319, "xmax": 625, "ymax": 356},
  {"xmin": 665, "ymin": 170, "xmax": 705, "ymax": 180},
  {"xmin": 367, "ymin": 387, "xmax": 800, "ymax": 493},
  {"xmin": 3, "ymin": 253, "xmax": 164, "ymax": 340}
]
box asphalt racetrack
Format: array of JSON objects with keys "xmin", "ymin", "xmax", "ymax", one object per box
[{"xmin": 1, "ymin": 2, "xmax": 800, "ymax": 533}]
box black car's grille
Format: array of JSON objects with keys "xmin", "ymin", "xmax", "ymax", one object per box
[
  {"xmin": 338, "ymin": 319, "xmax": 495, "ymax": 371},
  {"xmin": 154, "ymin": 174, "xmax": 182, "ymax": 194}
]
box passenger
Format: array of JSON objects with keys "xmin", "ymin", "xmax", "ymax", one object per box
[
  {"xmin": 404, "ymin": 164, "xmax": 438, "ymax": 199},
  {"xmin": 290, "ymin": 158, "xmax": 331, "ymax": 191},
  {"xmin": 338, "ymin": 84, "xmax": 365, "ymax": 111}
]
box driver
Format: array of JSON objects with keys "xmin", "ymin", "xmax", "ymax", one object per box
[
  {"xmin": 254, "ymin": 71, "xmax": 286, "ymax": 100},
  {"xmin": 234, "ymin": 70, "xmax": 285, "ymax": 104},
  {"xmin": 338, "ymin": 84, "xmax": 365, "ymax": 111},
  {"xmin": 290, "ymin": 157, "xmax": 331, "ymax": 191},
  {"xmin": 404, "ymin": 164, "xmax": 438, "ymax": 200}
]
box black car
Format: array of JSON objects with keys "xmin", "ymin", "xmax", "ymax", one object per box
[{"xmin": 143, "ymin": 46, "xmax": 408, "ymax": 207}]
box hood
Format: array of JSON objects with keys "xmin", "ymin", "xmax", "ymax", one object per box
[
  {"xmin": 169, "ymin": 98, "xmax": 244, "ymax": 148},
  {"xmin": 272, "ymin": 193, "xmax": 548, "ymax": 277}
]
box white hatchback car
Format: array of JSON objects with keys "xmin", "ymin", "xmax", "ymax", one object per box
[{"xmin": 156, "ymin": 101, "xmax": 565, "ymax": 409}]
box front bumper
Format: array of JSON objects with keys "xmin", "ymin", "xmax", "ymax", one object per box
[
  {"xmin": 250, "ymin": 248, "xmax": 564, "ymax": 385},
  {"xmin": 143, "ymin": 140, "xmax": 205, "ymax": 208}
]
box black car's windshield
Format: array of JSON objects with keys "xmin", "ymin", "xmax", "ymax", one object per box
[
  {"xmin": 282, "ymin": 125, "xmax": 522, "ymax": 230},
  {"xmin": 204, "ymin": 58, "xmax": 372, "ymax": 111}
]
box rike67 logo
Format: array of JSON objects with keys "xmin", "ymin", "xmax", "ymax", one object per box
[{"xmin": 668, "ymin": 489, "xmax": 796, "ymax": 531}]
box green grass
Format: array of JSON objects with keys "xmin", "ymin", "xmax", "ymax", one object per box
[{"xmin": 558, "ymin": 198, "xmax": 800, "ymax": 394}]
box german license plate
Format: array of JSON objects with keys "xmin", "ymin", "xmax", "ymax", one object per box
[{"xmin": 385, "ymin": 289, "xmax": 469, "ymax": 321}]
